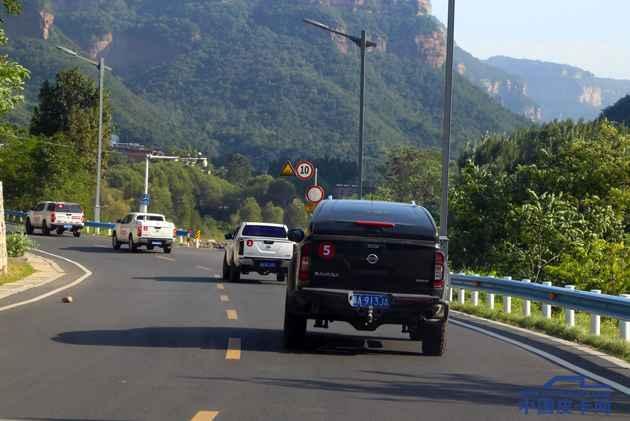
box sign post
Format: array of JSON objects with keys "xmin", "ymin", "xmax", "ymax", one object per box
[{"xmin": 0, "ymin": 182, "xmax": 7, "ymax": 275}]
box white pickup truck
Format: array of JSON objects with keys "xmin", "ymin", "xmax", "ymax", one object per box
[
  {"xmin": 112, "ymin": 212, "xmax": 175, "ymax": 253},
  {"xmin": 25, "ymin": 201, "xmax": 84, "ymax": 237},
  {"xmin": 223, "ymin": 222, "xmax": 294, "ymax": 282}
]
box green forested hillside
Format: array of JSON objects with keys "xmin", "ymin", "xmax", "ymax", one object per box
[
  {"xmin": 602, "ymin": 95, "xmax": 630, "ymax": 126},
  {"xmin": 3, "ymin": 0, "xmax": 529, "ymax": 175}
]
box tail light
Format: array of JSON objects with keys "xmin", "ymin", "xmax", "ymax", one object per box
[
  {"xmin": 298, "ymin": 243, "xmax": 312, "ymax": 286},
  {"xmin": 238, "ymin": 240, "xmax": 244, "ymax": 255},
  {"xmin": 246, "ymin": 239, "xmax": 254, "ymax": 247},
  {"xmin": 50, "ymin": 212, "xmax": 56, "ymax": 223},
  {"xmin": 137, "ymin": 225, "xmax": 142, "ymax": 238},
  {"xmin": 434, "ymin": 250, "xmax": 445, "ymax": 288},
  {"xmin": 354, "ymin": 220, "xmax": 395, "ymax": 228},
  {"xmin": 143, "ymin": 225, "xmax": 149, "ymax": 232}
]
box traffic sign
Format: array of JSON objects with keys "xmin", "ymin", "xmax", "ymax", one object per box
[
  {"xmin": 141, "ymin": 193, "xmax": 150, "ymax": 205},
  {"xmin": 295, "ymin": 160, "xmax": 315, "ymax": 181},
  {"xmin": 306, "ymin": 185, "xmax": 325, "ymax": 204},
  {"xmin": 280, "ymin": 161, "xmax": 295, "ymax": 177}
]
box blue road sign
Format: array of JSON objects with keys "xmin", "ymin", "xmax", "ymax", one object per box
[{"xmin": 141, "ymin": 194, "xmax": 150, "ymax": 205}]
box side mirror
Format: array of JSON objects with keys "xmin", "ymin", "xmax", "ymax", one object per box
[
  {"xmin": 288, "ymin": 228, "xmax": 305, "ymax": 243},
  {"xmin": 224, "ymin": 233, "xmax": 234, "ymax": 240}
]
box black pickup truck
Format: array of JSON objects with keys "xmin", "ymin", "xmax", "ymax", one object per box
[{"xmin": 284, "ymin": 199, "xmax": 448, "ymax": 355}]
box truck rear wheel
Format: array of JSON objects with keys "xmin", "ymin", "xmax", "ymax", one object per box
[
  {"xmin": 112, "ymin": 233, "xmax": 120, "ymax": 250},
  {"xmin": 73, "ymin": 230, "xmax": 81, "ymax": 238},
  {"xmin": 42, "ymin": 221, "xmax": 50, "ymax": 236},
  {"xmin": 129, "ymin": 235, "xmax": 139, "ymax": 253},
  {"xmin": 283, "ymin": 304, "xmax": 306, "ymax": 349},
  {"xmin": 276, "ymin": 272, "xmax": 286, "ymax": 282},
  {"xmin": 222, "ymin": 255, "xmax": 229, "ymax": 280},
  {"xmin": 163, "ymin": 245, "xmax": 172, "ymax": 254},
  {"xmin": 229, "ymin": 263, "xmax": 240, "ymax": 282},
  {"xmin": 422, "ymin": 322, "xmax": 447, "ymax": 356},
  {"xmin": 25, "ymin": 219, "xmax": 33, "ymax": 235}
]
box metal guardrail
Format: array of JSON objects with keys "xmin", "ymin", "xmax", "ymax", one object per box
[{"xmin": 449, "ymin": 273, "xmax": 630, "ymax": 341}]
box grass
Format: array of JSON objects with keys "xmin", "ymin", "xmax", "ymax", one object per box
[
  {"xmin": 451, "ymin": 291, "xmax": 630, "ymax": 363},
  {"xmin": 0, "ymin": 258, "xmax": 35, "ymax": 286}
]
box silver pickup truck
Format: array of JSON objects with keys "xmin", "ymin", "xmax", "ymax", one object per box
[{"xmin": 223, "ymin": 222, "xmax": 294, "ymax": 282}]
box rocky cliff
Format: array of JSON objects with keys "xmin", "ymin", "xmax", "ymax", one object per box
[{"xmin": 487, "ymin": 56, "xmax": 630, "ymax": 121}]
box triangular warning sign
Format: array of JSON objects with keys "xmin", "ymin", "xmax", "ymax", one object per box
[{"xmin": 280, "ymin": 161, "xmax": 295, "ymax": 177}]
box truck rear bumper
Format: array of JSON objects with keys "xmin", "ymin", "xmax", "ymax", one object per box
[
  {"xmin": 51, "ymin": 224, "xmax": 83, "ymax": 230},
  {"xmin": 238, "ymin": 257, "xmax": 291, "ymax": 273},
  {"xmin": 138, "ymin": 238, "xmax": 173, "ymax": 247},
  {"xmin": 286, "ymin": 288, "xmax": 448, "ymax": 331}
]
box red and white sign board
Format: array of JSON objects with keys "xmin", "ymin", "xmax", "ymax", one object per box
[
  {"xmin": 295, "ymin": 160, "xmax": 315, "ymax": 181},
  {"xmin": 306, "ymin": 185, "xmax": 325, "ymax": 204}
]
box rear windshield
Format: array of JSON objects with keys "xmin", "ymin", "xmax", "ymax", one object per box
[
  {"xmin": 137, "ymin": 215, "xmax": 165, "ymax": 221},
  {"xmin": 242, "ymin": 225, "xmax": 287, "ymax": 238},
  {"xmin": 55, "ymin": 203, "xmax": 82, "ymax": 213}
]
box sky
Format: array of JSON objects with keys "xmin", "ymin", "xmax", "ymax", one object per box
[{"xmin": 432, "ymin": 0, "xmax": 630, "ymax": 80}]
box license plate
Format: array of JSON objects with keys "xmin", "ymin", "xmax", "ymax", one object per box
[
  {"xmin": 64, "ymin": 225, "xmax": 72, "ymax": 229},
  {"xmin": 152, "ymin": 241, "xmax": 162, "ymax": 245},
  {"xmin": 259, "ymin": 261, "xmax": 277, "ymax": 268},
  {"xmin": 349, "ymin": 293, "xmax": 390, "ymax": 309}
]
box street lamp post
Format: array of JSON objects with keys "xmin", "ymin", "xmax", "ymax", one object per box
[
  {"xmin": 56, "ymin": 46, "xmax": 112, "ymax": 229},
  {"xmin": 439, "ymin": 0, "xmax": 456, "ymax": 278},
  {"xmin": 141, "ymin": 154, "xmax": 208, "ymax": 213},
  {"xmin": 303, "ymin": 19, "xmax": 376, "ymax": 199}
]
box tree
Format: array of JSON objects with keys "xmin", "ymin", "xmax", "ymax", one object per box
[
  {"xmin": 224, "ymin": 153, "xmax": 253, "ymax": 185},
  {"xmin": 238, "ymin": 197, "xmax": 262, "ymax": 222},
  {"xmin": 375, "ymin": 146, "xmax": 441, "ymax": 214},
  {"xmin": 0, "ymin": 0, "xmax": 29, "ymax": 115},
  {"xmin": 262, "ymin": 202, "xmax": 284, "ymax": 224},
  {"xmin": 284, "ymin": 199, "xmax": 308, "ymax": 229},
  {"xmin": 30, "ymin": 68, "xmax": 112, "ymax": 173},
  {"xmin": 267, "ymin": 178, "xmax": 297, "ymax": 207}
]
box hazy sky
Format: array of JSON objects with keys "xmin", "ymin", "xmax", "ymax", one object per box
[{"xmin": 432, "ymin": 0, "xmax": 630, "ymax": 80}]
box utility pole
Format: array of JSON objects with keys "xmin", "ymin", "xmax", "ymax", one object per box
[
  {"xmin": 95, "ymin": 57, "xmax": 105, "ymax": 225},
  {"xmin": 303, "ymin": 19, "xmax": 376, "ymax": 200},
  {"xmin": 440, "ymin": 0, "xmax": 456, "ymax": 277}
]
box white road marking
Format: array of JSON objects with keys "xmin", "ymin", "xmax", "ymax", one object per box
[
  {"xmin": 0, "ymin": 249, "xmax": 92, "ymax": 313},
  {"xmin": 451, "ymin": 318, "xmax": 630, "ymax": 395},
  {"xmin": 156, "ymin": 256, "xmax": 176, "ymax": 262},
  {"xmin": 196, "ymin": 265, "xmax": 212, "ymax": 271}
]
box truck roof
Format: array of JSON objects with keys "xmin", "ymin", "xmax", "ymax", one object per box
[
  {"xmin": 242, "ymin": 222, "xmax": 287, "ymax": 228},
  {"xmin": 310, "ymin": 200, "xmax": 437, "ymax": 241}
]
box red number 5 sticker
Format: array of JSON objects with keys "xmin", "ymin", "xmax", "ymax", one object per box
[{"xmin": 318, "ymin": 242, "xmax": 336, "ymax": 260}]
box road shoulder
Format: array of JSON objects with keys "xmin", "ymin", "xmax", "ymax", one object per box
[{"xmin": 0, "ymin": 249, "xmax": 90, "ymax": 312}]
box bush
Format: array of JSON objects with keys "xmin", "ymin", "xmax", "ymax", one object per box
[{"xmin": 6, "ymin": 233, "xmax": 34, "ymax": 257}]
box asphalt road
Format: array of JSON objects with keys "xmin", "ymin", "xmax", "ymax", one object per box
[{"xmin": 0, "ymin": 233, "xmax": 628, "ymax": 420}]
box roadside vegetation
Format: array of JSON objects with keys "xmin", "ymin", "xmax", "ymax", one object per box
[
  {"xmin": 451, "ymin": 298, "xmax": 630, "ymax": 363},
  {"xmin": 0, "ymin": 257, "xmax": 34, "ymax": 286}
]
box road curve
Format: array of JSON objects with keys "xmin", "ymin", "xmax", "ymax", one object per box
[{"xmin": 0, "ymin": 234, "xmax": 627, "ymax": 420}]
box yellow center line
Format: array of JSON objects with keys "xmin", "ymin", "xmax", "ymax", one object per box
[
  {"xmin": 217, "ymin": 283, "xmax": 225, "ymax": 290},
  {"xmin": 226, "ymin": 309, "xmax": 238, "ymax": 320},
  {"xmin": 220, "ymin": 295, "xmax": 230, "ymax": 302},
  {"xmin": 226, "ymin": 337, "xmax": 241, "ymax": 360},
  {"xmin": 190, "ymin": 410, "xmax": 220, "ymax": 421}
]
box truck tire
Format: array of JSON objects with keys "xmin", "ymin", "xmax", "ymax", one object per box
[
  {"xmin": 283, "ymin": 304, "xmax": 306, "ymax": 349},
  {"xmin": 422, "ymin": 322, "xmax": 447, "ymax": 356},
  {"xmin": 163, "ymin": 245, "xmax": 172, "ymax": 254},
  {"xmin": 112, "ymin": 233, "xmax": 121, "ymax": 250},
  {"xmin": 129, "ymin": 235, "xmax": 139, "ymax": 253},
  {"xmin": 56, "ymin": 228, "xmax": 64, "ymax": 236},
  {"xmin": 42, "ymin": 221, "xmax": 50, "ymax": 236},
  {"xmin": 25, "ymin": 219, "xmax": 33, "ymax": 235},
  {"xmin": 276, "ymin": 272, "xmax": 286, "ymax": 282},
  {"xmin": 229, "ymin": 263, "xmax": 240, "ymax": 282},
  {"xmin": 73, "ymin": 230, "xmax": 81, "ymax": 238},
  {"xmin": 222, "ymin": 255, "xmax": 229, "ymax": 280}
]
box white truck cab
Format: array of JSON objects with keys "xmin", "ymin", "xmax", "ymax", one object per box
[
  {"xmin": 223, "ymin": 222, "xmax": 294, "ymax": 282},
  {"xmin": 113, "ymin": 212, "xmax": 175, "ymax": 253},
  {"xmin": 26, "ymin": 201, "xmax": 84, "ymax": 237}
]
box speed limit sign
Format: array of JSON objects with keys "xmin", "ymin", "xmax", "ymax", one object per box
[{"xmin": 294, "ymin": 160, "xmax": 315, "ymax": 181}]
